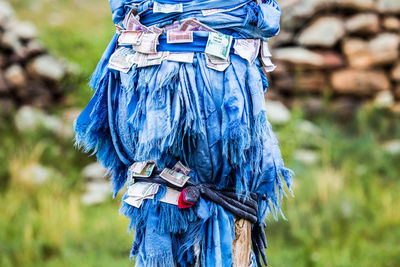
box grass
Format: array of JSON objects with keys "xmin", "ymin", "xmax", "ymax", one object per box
[{"xmin": 1, "ymin": 0, "xmax": 400, "ymax": 266}]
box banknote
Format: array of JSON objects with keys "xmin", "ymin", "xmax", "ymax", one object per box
[
  {"xmin": 233, "ymin": 39, "xmax": 260, "ymax": 64},
  {"xmin": 135, "ymin": 51, "xmax": 168, "ymax": 67},
  {"xmin": 153, "ymin": 2, "xmax": 183, "ymax": 13},
  {"xmin": 130, "ymin": 161, "xmax": 148, "ymax": 174},
  {"xmin": 179, "ymin": 19, "xmax": 217, "ymax": 32},
  {"xmin": 108, "ymin": 47, "xmax": 136, "ymax": 73},
  {"xmin": 132, "ymin": 32, "xmax": 161, "ymax": 54},
  {"xmin": 118, "ymin": 31, "xmax": 143, "ymax": 45},
  {"xmin": 115, "ymin": 24, "xmax": 124, "ymax": 34},
  {"xmin": 129, "ymin": 162, "xmax": 156, "ymax": 178},
  {"xmin": 167, "ymin": 31, "xmax": 193, "ymax": 43},
  {"xmin": 159, "ymin": 187, "xmax": 181, "ymax": 205},
  {"xmin": 172, "ymin": 161, "xmax": 191, "ymax": 175},
  {"xmin": 260, "ymin": 56, "xmax": 276, "ymax": 72},
  {"xmin": 147, "ymin": 51, "xmax": 169, "ymax": 60},
  {"xmin": 205, "ymin": 32, "xmax": 233, "ymax": 60},
  {"xmin": 124, "ymin": 196, "xmax": 144, "ymax": 208},
  {"xmin": 166, "ymin": 52, "xmax": 194, "ymax": 63},
  {"xmin": 261, "ymin": 40, "xmax": 272, "ymax": 58},
  {"xmin": 160, "ymin": 168, "xmax": 190, "ymax": 187},
  {"xmin": 164, "ymin": 20, "xmax": 182, "ymax": 31},
  {"xmin": 205, "ymin": 54, "xmax": 230, "ymax": 72},
  {"xmin": 148, "ymin": 25, "xmax": 163, "ymax": 34},
  {"xmin": 127, "ymin": 182, "xmax": 158, "ymax": 198},
  {"xmin": 124, "ymin": 182, "xmax": 160, "ymax": 208},
  {"xmin": 124, "ymin": 11, "xmax": 151, "ymax": 33}
]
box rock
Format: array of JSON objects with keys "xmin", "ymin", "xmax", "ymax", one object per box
[
  {"xmin": 391, "ymin": 62, "xmax": 400, "ymax": 81},
  {"xmin": 0, "ymin": 1, "xmax": 14, "ymax": 25},
  {"xmin": 82, "ymin": 162, "xmax": 107, "ymax": 181},
  {"xmin": 296, "ymin": 71, "xmax": 329, "ymax": 92},
  {"xmin": 345, "ymin": 13, "xmax": 380, "ymax": 35},
  {"xmin": 294, "ymin": 149, "xmax": 319, "ymax": 165},
  {"xmin": 297, "ymin": 17, "xmax": 345, "ymax": 47},
  {"xmin": 274, "ymin": 47, "xmax": 324, "ymax": 67},
  {"xmin": 330, "ymin": 69, "xmax": 391, "ymax": 95},
  {"xmin": 27, "ymin": 55, "xmax": 65, "ymax": 81},
  {"xmin": 1, "ymin": 31, "xmax": 22, "ymax": 53},
  {"xmin": 377, "ymin": 0, "xmax": 400, "ymax": 14},
  {"xmin": 4, "ymin": 64, "xmax": 26, "ymax": 88},
  {"xmin": 368, "ymin": 33, "xmax": 400, "ymax": 65},
  {"xmin": 382, "ymin": 16, "xmax": 400, "ymax": 31},
  {"xmin": 14, "ymin": 106, "xmax": 63, "ymax": 133},
  {"xmin": 296, "ymin": 120, "xmax": 321, "ymax": 135},
  {"xmin": 381, "ymin": 140, "xmax": 400, "ymax": 155},
  {"xmin": 265, "ymin": 100, "xmax": 291, "ymax": 124},
  {"xmin": 25, "ymin": 40, "xmax": 45, "ymax": 56},
  {"xmin": 335, "ymin": 0, "xmax": 376, "ymax": 11},
  {"xmin": 373, "ymin": 91, "xmax": 394, "ymax": 108},
  {"xmin": 14, "ymin": 21, "xmax": 37, "ymax": 40},
  {"xmin": 81, "ymin": 182, "xmax": 111, "ymax": 206},
  {"xmin": 342, "ymin": 38, "xmax": 373, "ymax": 69},
  {"xmin": 315, "ymin": 51, "xmax": 345, "ymax": 69}
]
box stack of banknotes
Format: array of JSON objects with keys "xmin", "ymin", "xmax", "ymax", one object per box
[
  {"xmin": 108, "ymin": 5, "xmax": 276, "ymax": 73},
  {"xmin": 124, "ymin": 161, "xmax": 192, "ymax": 208}
]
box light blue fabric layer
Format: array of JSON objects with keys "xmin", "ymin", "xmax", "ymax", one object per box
[{"xmin": 75, "ymin": 1, "xmax": 292, "ymax": 266}]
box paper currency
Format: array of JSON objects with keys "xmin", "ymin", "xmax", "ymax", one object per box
[
  {"xmin": 160, "ymin": 187, "xmax": 181, "ymax": 205},
  {"xmin": 148, "ymin": 25, "xmax": 163, "ymax": 34},
  {"xmin": 134, "ymin": 51, "xmax": 168, "ymax": 67},
  {"xmin": 205, "ymin": 32, "xmax": 233, "ymax": 60},
  {"xmin": 125, "ymin": 182, "xmax": 160, "ymax": 208},
  {"xmin": 115, "ymin": 24, "xmax": 124, "ymax": 34},
  {"xmin": 261, "ymin": 40, "xmax": 272, "ymax": 58},
  {"xmin": 108, "ymin": 47, "xmax": 136, "ymax": 73},
  {"xmin": 153, "ymin": 2, "xmax": 183, "ymax": 13},
  {"xmin": 179, "ymin": 19, "xmax": 217, "ymax": 32},
  {"xmin": 233, "ymin": 39, "xmax": 260, "ymax": 64},
  {"xmin": 130, "ymin": 161, "xmax": 148, "ymax": 174},
  {"xmin": 260, "ymin": 56, "xmax": 276, "ymax": 72},
  {"xmin": 124, "ymin": 11, "xmax": 152, "ymax": 33},
  {"xmin": 205, "ymin": 54, "xmax": 230, "ymax": 72},
  {"xmin": 164, "ymin": 21, "xmax": 182, "ymax": 31},
  {"xmin": 118, "ymin": 31, "xmax": 143, "ymax": 45},
  {"xmin": 172, "ymin": 161, "xmax": 191, "ymax": 175},
  {"xmin": 167, "ymin": 31, "xmax": 193, "ymax": 43},
  {"xmin": 166, "ymin": 52, "xmax": 194, "ymax": 63},
  {"xmin": 130, "ymin": 162, "xmax": 156, "ymax": 178},
  {"xmin": 132, "ymin": 32, "xmax": 161, "ymax": 54},
  {"xmin": 160, "ymin": 168, "xmax": 190, "ymax": 187}
]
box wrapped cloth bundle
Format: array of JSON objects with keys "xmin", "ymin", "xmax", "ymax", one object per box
[{"xmin": 74, "ymin": 0, "xmax": 293, "ymax": 266}]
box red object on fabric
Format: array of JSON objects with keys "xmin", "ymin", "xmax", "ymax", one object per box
[{"xmin": 178, "ymin": 189, "xmax": 195, "ymax": 209}]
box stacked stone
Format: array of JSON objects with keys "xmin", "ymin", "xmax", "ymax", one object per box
[
  {"xmin": 0, "ymin": 1, "xmax": 66, "ymax": 115},
  {"xmin": 270, "ymin": 0, "xmax": 400, "ymax": 114}
]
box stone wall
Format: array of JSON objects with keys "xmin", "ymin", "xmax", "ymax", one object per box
[
  {"xmin": 0, "ymin": 1, "xmax": 67, "ymax": 116},
  {"xmin": 270, "ymin": 0, "xmax": 400, "ymax": 115}
]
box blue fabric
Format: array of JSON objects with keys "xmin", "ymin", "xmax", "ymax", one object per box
[{"xmin": 76, "ymin": 0, "xmax": 291, "ymax": 266}]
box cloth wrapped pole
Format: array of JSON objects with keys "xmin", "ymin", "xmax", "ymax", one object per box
[{"xmin": 74, "ymin": 0, "xmax": 293, "ymax": 266}]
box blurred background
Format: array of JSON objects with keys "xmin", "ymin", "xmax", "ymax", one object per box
[{"xmin": 0, "ymin": 0, "xmax": 399, "ymax": 266}]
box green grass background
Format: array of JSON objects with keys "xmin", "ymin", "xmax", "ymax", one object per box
[{"xmin": 1, "ymin": 0, "xmax": 400, "ymax": 266}]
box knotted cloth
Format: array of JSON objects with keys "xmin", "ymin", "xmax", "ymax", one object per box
[{"xmin": 74, "ymin": 0, "xmax": 293, "ymax": 266}]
